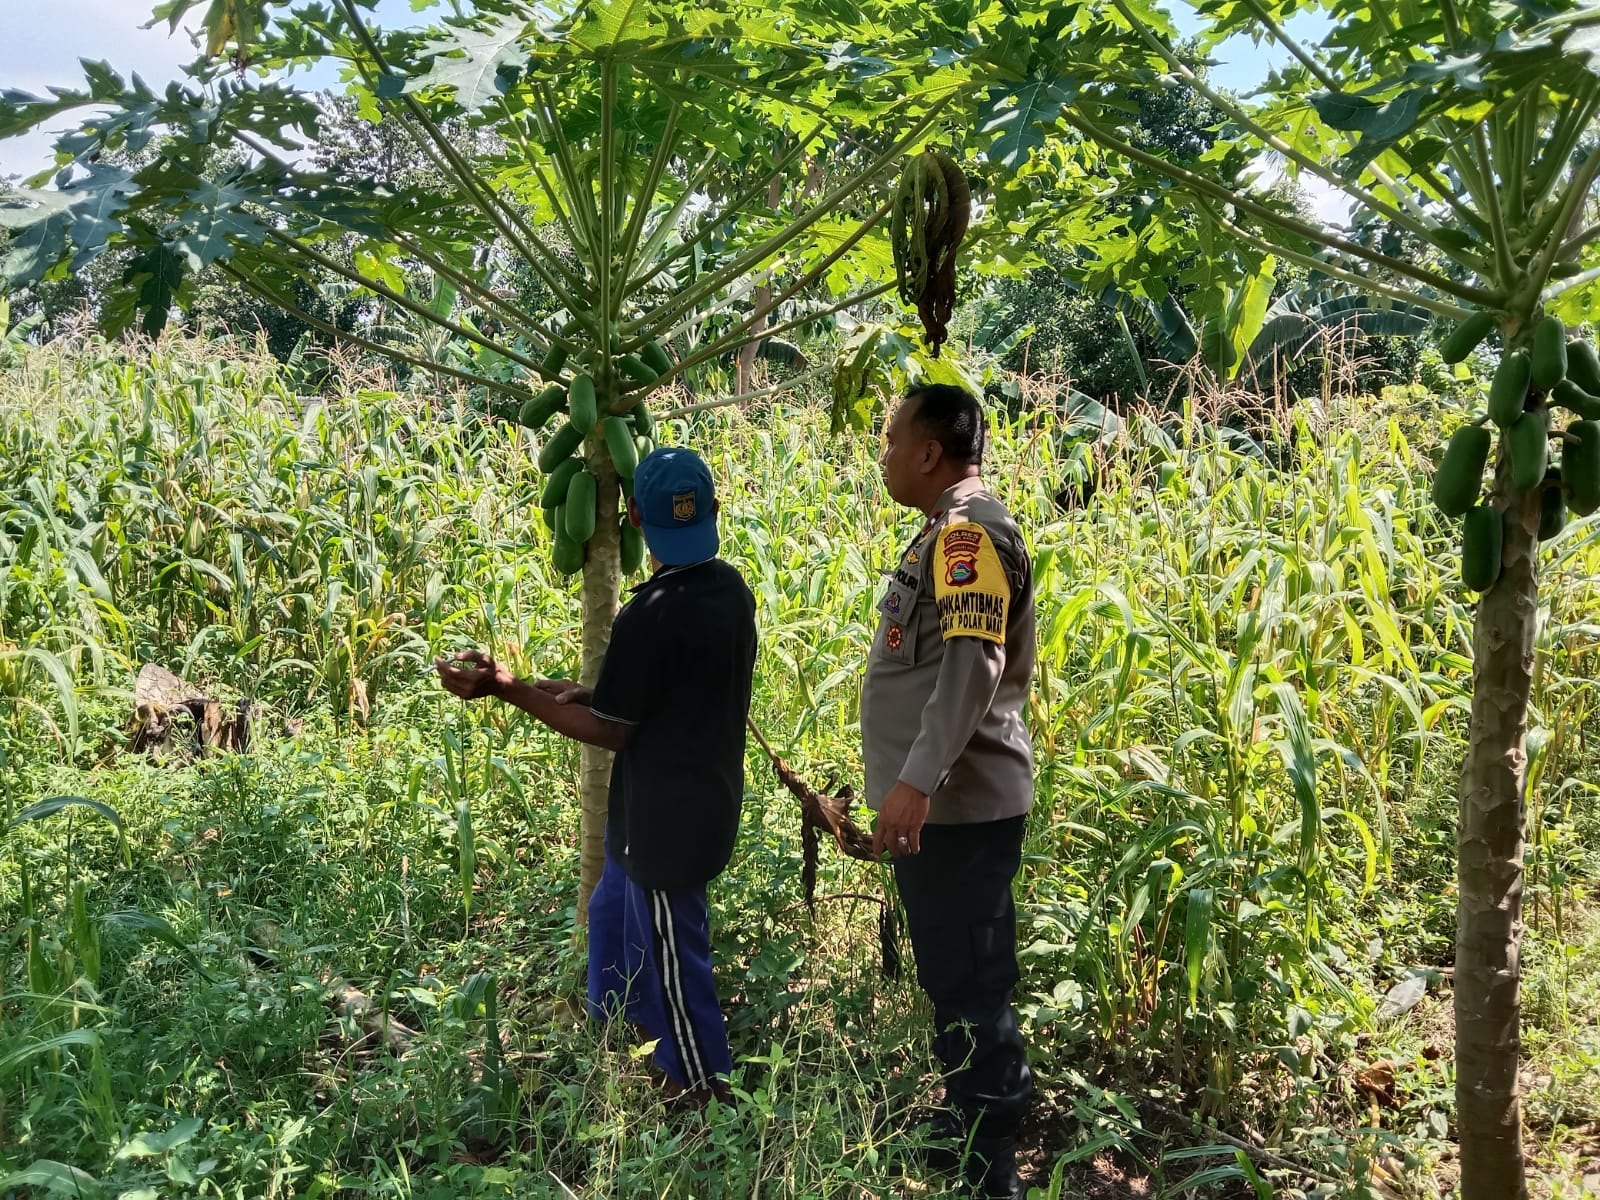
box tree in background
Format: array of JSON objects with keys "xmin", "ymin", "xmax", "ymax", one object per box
[{"xmin": 972, "ymin": 55, "xmax": 1232, "ymax": 404}]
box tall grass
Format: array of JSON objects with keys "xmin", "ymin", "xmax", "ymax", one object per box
[{"xmin": 2, "ymin": 335, "xmax": 1598, "ymax": 1197}]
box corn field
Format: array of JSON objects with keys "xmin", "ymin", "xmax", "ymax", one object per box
[{"xmin": 2, "ymin": 336, "xmax": 1598, "ymax": 1198}]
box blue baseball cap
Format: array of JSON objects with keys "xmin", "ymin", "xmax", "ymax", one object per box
[{"xmin": 631, "ymin": 446, "xmax": 719, "ymax": 566}]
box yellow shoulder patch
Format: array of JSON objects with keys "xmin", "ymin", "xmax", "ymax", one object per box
[{"xmin": 933, "ymin": 521, "xmax": 1008, "ymax": 644}]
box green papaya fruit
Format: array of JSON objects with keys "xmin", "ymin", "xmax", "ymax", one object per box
[
  {"xmin": 618, "ymin": 354, "xmax": 658, "ymax": 386},
  {"xmin": 538, "ymin": 421, "xmax": 586, "ymax": 472},
  {"xmin": 539, "ymin": 456, "xmax": 585, "ymax": 508},
  {"xmin": 518, "ymin": 384, "xmax": 566, "ymax": 431},
  {"xmin": 1431, "ymin": 424, "xmax": 1492, "ymax": 516},
  {"xmin": 1508, "ymin": 411, "xmax": 1550, "ymax": 492},
  {"xmin": 630, "ymin": 402, "xmax": 655, "ymax": 439},
  {"xmin": 1488, "ymin": 350, "xmax": 1531, "ymax": 427},
  {"xmin": 620, "ymin": 520, "xmax": 645, "ymax": 574},
  {"xmin": 1442, "ymin": 311, "xmax": 1497, "ymax": 365},
  {"xmin": 541, "ymin": 502, "xmax": 559, "ymax": 533},
  {"xmin": 1564, "ymin": 420, "xmax": 1600, "ymax": 516},
  {"xmin": 635, "ymin": 435, "xmax": 655, "ymax": 464},
  {"xmin": 604, "ymin": 417, "xmax": 639, "ymax": 479},
  {"xmin": 1461, "ymin": 505, "xmax": 1503, "ymax": 592},
  {"xmin": 552, "ymin": 517, "xmax": 584, "ymax": 576},
  {"xmin": 1531, "ymin": 315, "xmax": 1568, "ymax": 391},
  {"xmin": 1551, "ymin": 379, "xmax": 1600, "ymax": 420},
  {"xmin": 568, "ymin": 373, "xmax": 598, "ymax": 432},
  {"xmin": 564, "ymin": 470, "xmax": 598, "ymax": 543},
  {"xmin": 641, "ymin": 340, "xmax": 674, "ymax": 377},
  {"xmin": 1538, "ymin": 473, "xmax": 1567, "ymax": 541},
  {"xmin": 1566, "ymin": 339, "xmax": 1600, "ymax": 395},
  {"xmin": 541, "ymin": 343, "xmax": 569, "ymax": 378}
]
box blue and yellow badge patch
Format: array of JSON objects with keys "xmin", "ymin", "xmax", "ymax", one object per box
[
  {"xmin": 934, "ymin": 522, "xmax": 1008, "ymax": 643},
  {"xmin": 672, "ymin": 491, "xmax": 697, "ymax": 521}
]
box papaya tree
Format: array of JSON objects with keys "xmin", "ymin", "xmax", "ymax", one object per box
[
  {"xmin": 0, "ymin": 0, "xmax": 1169, "ymax": 914},
  {"xmin": 1017, "ymin": 3, "xmax": 1600, "ymax": 1195}
]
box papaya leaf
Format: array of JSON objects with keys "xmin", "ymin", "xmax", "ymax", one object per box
[
  {"xmin": 571, "ymin": 0, "xmax": 670, "ymax": 52},
  {"xmin": 168, "ymin": 178, "xmax": 270, "ymax": 271},
  {"xmin": 104, "ymin": 242, "xmax": 189, "ymax": 337},
  {"xmin": 978, "ymin": 78, "xmax": 1076, "ymax": 170},
  {"xmin": 63, "ymin": 167, "xmax": 140, "ymax": 264},
  {"xmin": 0, "ymin": 212, "xmax": 71, "ymax": 284},
  {"xmin": 1, "ymin": 165, "xmax": 139, "ymax": 278},
  {"xmin": 405, "ymin": 12, "xmax": 532, "ymax": 112},
  {"xmin": 0, "ymin": 87, "xmax": 95, "ymax": 141}
]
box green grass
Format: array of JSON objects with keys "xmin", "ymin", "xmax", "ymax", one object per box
[{"xmin": 2, "ymin": 336, "xmax": 1598, "ymax": 1198}]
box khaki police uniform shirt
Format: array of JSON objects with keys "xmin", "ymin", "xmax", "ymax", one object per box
[{"xmin": 861, "ymin": 476, "xmax": 1036, "ymax": 824}]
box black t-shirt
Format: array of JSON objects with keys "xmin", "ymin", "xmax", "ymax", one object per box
[{"xmin": 590, "ymin": 558, "xmax": 757, "ymax": 890}]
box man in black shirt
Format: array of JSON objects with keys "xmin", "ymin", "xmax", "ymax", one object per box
[{"xmin": 437, "ymin": 446, "xmax": 757, "ymax": 1105}]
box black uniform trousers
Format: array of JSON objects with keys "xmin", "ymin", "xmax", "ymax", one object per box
[{"xmin": 893, "ymin": 814, "xmax": 1034, "ymax": 1135}]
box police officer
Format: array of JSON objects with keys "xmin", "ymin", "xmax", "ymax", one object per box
[
  {"xmin": 863, "ymin": 384, "xmax": 1035, "ymax": 1199},
  {"xmin": 437, "ymin": 446, "xmax": 757, "ymax": 1107}
]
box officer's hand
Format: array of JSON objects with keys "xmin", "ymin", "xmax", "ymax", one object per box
[
  {"xmin": 535, "ymin": 678, "xmax": 592, "ymax": 706},
  {"xmin": 435, "ymin": 650, "xmax": 513, "ymax": 701},
  {"xmin": 873, "ymin": 781, "xmax": 930, "ymax": 858}
]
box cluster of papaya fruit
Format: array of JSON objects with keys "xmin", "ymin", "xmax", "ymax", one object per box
[
  {"xmin": 519, "ymin": 334, "xmax": 674, "ymax": 576},
  {"xmin": 1432, "ymin": 313, "xmax": 1600, "ymax": 590}
]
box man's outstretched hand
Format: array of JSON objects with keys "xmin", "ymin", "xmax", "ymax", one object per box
[{"xmin": 435, "ymin": 650, "xmax": 515, "ymax": 701}]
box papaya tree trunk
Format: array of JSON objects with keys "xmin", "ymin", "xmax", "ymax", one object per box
[
  {"xmin": 575, "ymin": 445, "xmax": 622, "ymax": 922},
  {"xmin": 1455, "ymin": 445, "xmax": 1537, "ymax": 1200}
]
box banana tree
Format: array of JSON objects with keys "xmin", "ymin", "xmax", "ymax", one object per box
[
  {"xmin": 0, "ymin": 0, "xmax": 1164, "ymax": 914},
  {"xmin": 1022, "ymin": 3, "xmax": 1600, "ymax": 1194}
]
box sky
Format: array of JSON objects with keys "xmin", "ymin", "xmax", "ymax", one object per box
[
  {"xmin": 0, "ymin": 0, "xmax": 440, "ymax": 178},
  {"xmin": 0, "ymin": 0, "xmax": 1346, "ymax": 220}
]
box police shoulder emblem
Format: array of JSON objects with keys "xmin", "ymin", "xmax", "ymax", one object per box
[
  {"xmin": 932, "ymin": 521, "xmax": 1008, "ymax": 645},
  {"xmin": 942, "ymin": 525, "xmax": 984, "ymax": 587},
  {"xmin": 886, "ymin": 624, "xmax": 904, "ymax": 651},
  {"xmin": 672, "ymin": 491, "xmax": 697, "ymax": 521}
]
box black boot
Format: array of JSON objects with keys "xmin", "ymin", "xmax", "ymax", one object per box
[
  {"xmin": 964, "ymin": 1135, "xmax": 1025, "ymax": 1200},
  {"xmin": 898, "ymin": 1105, "xmax": 967, "ymax": 1173}
]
